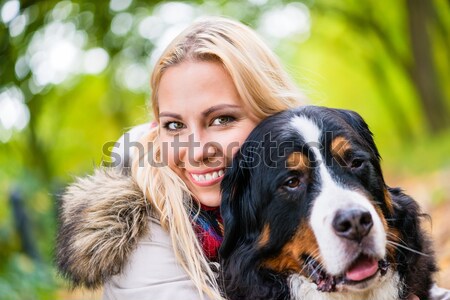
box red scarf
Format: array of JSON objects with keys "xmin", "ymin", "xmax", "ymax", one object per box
[{"xmin": 191, "ymin": 204, "xmax": 224, "ymax": 262}]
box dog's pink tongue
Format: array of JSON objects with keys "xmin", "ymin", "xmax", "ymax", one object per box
[{"xmin": 345, "ymin": 256, "xmax": 378, "ymax": 281}]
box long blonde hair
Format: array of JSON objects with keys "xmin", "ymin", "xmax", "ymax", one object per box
[{"xmin": 132, "ymin": 17, "xmax": 304, "ymax": 299}]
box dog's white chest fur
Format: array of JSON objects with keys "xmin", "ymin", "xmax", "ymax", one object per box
[{"xmin": 289, "ymin": 270, "xmax": 401, "ymax": 300}]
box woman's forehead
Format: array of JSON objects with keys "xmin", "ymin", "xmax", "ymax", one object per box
[{"xmin": 157, "ymin": 61, "xmax": 243, "ymax": 115}]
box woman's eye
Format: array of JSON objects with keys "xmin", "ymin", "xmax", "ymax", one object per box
[
  {"xmin": 211, "ymin": 116, "xmax": 235, "ymax": 126},
  {"xmin": 165, "ymin": 121, "xmax": 185, "ymax": 131}
]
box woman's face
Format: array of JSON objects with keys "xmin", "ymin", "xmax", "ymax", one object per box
[{"xmin": 158, "ymin": 61, "xmax": 259, "ymax": 207}]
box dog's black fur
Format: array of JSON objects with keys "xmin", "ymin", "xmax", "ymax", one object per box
[{"xmin": 219, "ymin": 106, "xmax": 437, "ymax": 300}]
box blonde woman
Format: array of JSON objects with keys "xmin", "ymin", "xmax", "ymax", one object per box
[{"xmin": 56, "ymin": 17, "xmax": 302, "ymax": 300}]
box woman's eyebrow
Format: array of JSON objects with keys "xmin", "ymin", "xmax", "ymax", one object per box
[
  {"xmin": 159, "ymin": 112, "xmax": 182, "ymax": 119},
  {"xmin": 202, "ymin": 104, "xmax": 240, "ymax": 117},
  {"xmin": 159, "ymin": 104, "xmax": 240, "ymax": 119}
]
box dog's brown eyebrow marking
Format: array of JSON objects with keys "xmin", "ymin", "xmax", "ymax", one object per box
[
  {"xmin": 258, "ymin": 224, "xmax": 271, "ymax": 248},
  {"xmin": 286, "ymin": 152, "xmax": 309, "ymax": 172},
  {"xmin": 331, "ymin": 136, "xmax": 352, "ymax": 161}
]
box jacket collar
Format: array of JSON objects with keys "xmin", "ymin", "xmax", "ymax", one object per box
[{"xmin": 56, "ymin": 168, "xmax": 150, "ymax": 289}]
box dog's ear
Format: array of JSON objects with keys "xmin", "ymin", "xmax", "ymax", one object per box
[
  {"xmin": 220, "ymin": 139, "xmax": 290, "ymax": 300},
  {"xmin": 220, "ymin": 139, "xmax": 257, "ymax": 258},
  {"xmin": 334, "ymin": 108, "xmax": 380, "ymax": 160},
  {"xmin": 388, "ymin": 187, "xmax": 437, "ymax": 299}
]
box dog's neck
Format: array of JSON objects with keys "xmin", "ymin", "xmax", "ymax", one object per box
[{"xmin": 289, "ymin": 269, "xmax": 401, "ymax": 300}]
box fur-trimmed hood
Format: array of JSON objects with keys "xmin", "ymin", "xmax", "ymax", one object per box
[{"xmin": 56, "ymin": 168, "xmax": 151, "ymax": 289}]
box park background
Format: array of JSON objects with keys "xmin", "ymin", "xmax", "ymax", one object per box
[{"xmin": 0, "ymin": 0, "xmax": 449, "ymax": 299}]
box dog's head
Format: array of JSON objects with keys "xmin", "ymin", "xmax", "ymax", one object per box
[{"xmin": 220, "ymin": 106, "xmax": 400, "ymax": 298}]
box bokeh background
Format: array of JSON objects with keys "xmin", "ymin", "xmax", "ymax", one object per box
[{"xmin": 0, "ymin": 0, "xmax": 449, "ymax": 299}]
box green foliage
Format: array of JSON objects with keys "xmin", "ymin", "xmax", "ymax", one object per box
[{"xmin": 0, "ymin": 254, "xmax": 57, "ymax": 300}]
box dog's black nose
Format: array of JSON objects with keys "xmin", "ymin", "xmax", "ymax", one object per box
[{"xmin": 332, "ymin": 208, "xmax": 373, "ymax": 242}]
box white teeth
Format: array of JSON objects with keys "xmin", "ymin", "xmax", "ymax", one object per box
[{"xmin": 191, "ymin": 169, "xmax": 225, "ymax": 182}]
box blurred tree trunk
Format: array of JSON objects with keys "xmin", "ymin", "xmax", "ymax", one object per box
[
  {"xmin": 10, "ymin": 188, "xmax": 41, "ymax": 261},
  {"xmin": 313, "ymin": 0, "xmax": 449, "ymax": 137},
  {"xmin": 406, "ymin": 0, "xmax": 450, "ymax": 132}
]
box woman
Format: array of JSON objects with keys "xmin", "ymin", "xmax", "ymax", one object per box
[{"xmin": 57, "ymin": 17, "xmax": 302, "ymax": 300}]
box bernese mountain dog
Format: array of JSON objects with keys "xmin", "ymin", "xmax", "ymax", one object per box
[{"xmin": 220, "ymin": 106, "xmax": 437, "ymax": 300}]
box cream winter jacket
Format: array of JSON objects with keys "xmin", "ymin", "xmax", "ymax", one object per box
[{"xmin": 56, "ymin": 168, "xmax": 210, "ymax": 299}]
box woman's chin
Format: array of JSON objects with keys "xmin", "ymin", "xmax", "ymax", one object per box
[{"xmin": 195, "ymin": 192, "xmax": 221, "ymax": 208}]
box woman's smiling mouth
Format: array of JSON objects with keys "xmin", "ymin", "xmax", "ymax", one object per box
[{"xmin": 190, "ymin": 169, "xmax": 225, "ymax": 186}]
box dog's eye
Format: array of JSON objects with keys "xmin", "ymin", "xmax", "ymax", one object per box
[
  {"xmin": 350, "ymin": 158, "xmax": 365, "ymax": 170},
  {"xmin": 284, "ymin": 177, "xmax": 301, "ymax": 189}
]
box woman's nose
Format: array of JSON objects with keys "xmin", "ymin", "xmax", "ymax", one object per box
[{"xmin": 186, "ymin": 131, "xmax": 220, "ymax": 168}]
